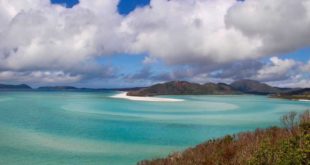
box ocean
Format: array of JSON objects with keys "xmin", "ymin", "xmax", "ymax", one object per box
[{"xmin": 0, "ymin": 91, "xmax": 309, "ymax": 165}]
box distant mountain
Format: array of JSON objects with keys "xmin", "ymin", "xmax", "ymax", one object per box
[
  {"xmin": 271, "ymin": 88, "xmax": 310, "ymax": 100},
  {"xmin": 283, "ymin": 88, "xmax": 310, "ymax": 95},
  {"xmin": 115, "ymin": 87, "xmax": 145, "ymax": 91},
  {"xmin": 0, "ymin": 84, "xmax": 32, "ymax": 90},
  {"xmin": 230, "ymin": 79, "xmax": 283, "ymax": 95},
  {"xmin": 0, "ymin": 81, "xmax": 307, "ymax": 100},
  {"xmin": 127, "ymin": 80, "xmax": 305, "ymax": 97},
  {"xmin": 127, "ymin": 81, "xmax": 240, "ymax": 96},
  {"xmin": 36, "ymin": 86, "xmax": 143, "ymax": 92},
  {"xmin": 37, "ymin": 86, "xmax": 78, "ymax": 91}
]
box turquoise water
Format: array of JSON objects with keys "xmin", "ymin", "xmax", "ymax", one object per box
[{"xmin": 0, "ymin": 91, "xmax": 309, "ymax": 165}]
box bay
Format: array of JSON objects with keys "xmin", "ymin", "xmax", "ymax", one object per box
[{"xmin": 0, "ymin": 91, "xmax": 309, "ymax": 165}]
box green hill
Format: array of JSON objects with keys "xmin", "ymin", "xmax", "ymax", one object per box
[{"xmin": 127, "ymin": 81, "xmax": 240, "ymax": 96}]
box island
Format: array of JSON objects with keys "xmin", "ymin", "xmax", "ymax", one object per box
[
  {"xmin": 1, "ymin": 80, "xmax": 308, "ymax": 101},
  {"xmin": 37, "ymin": 86, "xmax": 79, "ymax": 91},
  {"xmin": 271, "ymin": 88, "xmax": 310, "ymax": 101},
  {"xmin": 127, "ymin": 79, "xmax": 295, "ymax": 97},
  {"xmin": 127, "ymin": 81, "xmax": 240, "ymax": 96},
  {"xmin": 0, "ymin": 84, "xmax": 32, "ymax": 90}
]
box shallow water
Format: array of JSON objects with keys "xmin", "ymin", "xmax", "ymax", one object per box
[{"xmin": 0, "ymin": 91, "xmax": 309, "ymax": 165}]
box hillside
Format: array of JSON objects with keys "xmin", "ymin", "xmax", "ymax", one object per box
[
  {"xmin": 0, "ymin": 84, "xmax": 32, "ymax": 90},
  {"xmin": 272, "ymin": 88, "xmax": 310, "ymax": 100},
  {"xmin": 127, "ymin": 81, "xmax": 240, "ymax": 96},
  {"xmin": 38, "ymin": 86, "xmax": 78, "ymax": 90},
  {"xmin": 138, "ymin": 111, "xmax": 310, "ymax": 165},
  {"xmin": 127, "ymin": 80, "xmax": 292, "ymax": 96},
  {"xmin": 37, "ymin": 86, "xmax": 78, "ymax": 91},
  {"xmin": 0, "ymin": 83, "xmax": 144, "ymax": 92},
  {"xmin": 230, "ymin": 79, "xmax": 284, "ymax": 95},
  {"xmin": 36, "ymin": 86, "xmax": 143, "ymax": 92}
]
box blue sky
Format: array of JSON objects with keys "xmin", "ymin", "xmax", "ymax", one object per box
[
  {"xmin": 51, "ymin": 0, "xmax": 150, "ymax": 14},
  {"xmin": 282, "ymin": 48, "xmax": 310, "ymax": 61},
  {"xmin": 50, "ymin": 0, "xmax": 155, "ymax": 85},
  {"xmin": 51, "ymin": 0, "xmax": 79, "ymax": 8},
  {"xmin": 49, "ymin": 0, "xmax": 170, "ymax": 87},
  {"xmin": 0, "ymin": 0, "xmax": 309, "ymax": 88}
]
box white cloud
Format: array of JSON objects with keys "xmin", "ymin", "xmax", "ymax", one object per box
[
  {"xmin": 0, "ymin": 0, "xmax": 128, "ymax": 85},
  {"xmin": 269, "ymin": 74, "xmax": 310, "ymax": 88},
  {"xmin": 125, "ymin": 0, "xmax": 261, "ymax": 64},
  {"xmin": 0, "ymin": 70, "xmax": 81, "ymax": 84},
  {"xmin": 226, "ymin": 0, "xmax": 310, "ymax": 56},
  {"xmin": 124, "ymin": 0, "xmax": 310, "ymax": 65},
  {"xmin": 143, "ymin": 56, "xmax": 157, "ymax": 64},
  {"xmin": 0, "ymin": 0, "xmax": 309, "ymax": 86},
  {"xmin": 256, "ymin": 57, "xmax": 296, "ymax": 81},
  {"xmin": 0, "ymin": 0, "xmax": 125, "ymax": 73},
  {"xmin": 301, "ymin": 60, "xmax": 310, "ymax": 72}
]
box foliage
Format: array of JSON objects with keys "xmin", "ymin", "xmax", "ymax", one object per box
[{"xmin": 138, "ymin": 110, "xmax": 310, "ymax": 165}]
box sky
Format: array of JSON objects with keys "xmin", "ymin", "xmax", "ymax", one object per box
[{"xmin": 0, "ymin": 0, "xmax": 309, "ymax": 88}]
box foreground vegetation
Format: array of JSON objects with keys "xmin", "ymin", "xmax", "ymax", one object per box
[{"xmin": 138, "ymin": 111, "xmax": 310, "ymax": 165}]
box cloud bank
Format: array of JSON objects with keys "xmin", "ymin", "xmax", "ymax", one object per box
[{"xmin": 0, "ymin": 0, "xmax": 309, "ymax": 87}]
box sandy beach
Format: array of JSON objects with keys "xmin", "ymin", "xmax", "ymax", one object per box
[
  {"xmin": 110, "ymin": 92, "xmax": 184, "ymax": 102},
  {"xmin": 298, "ymin": 99, "xmax": 310, "ymax": 102}
]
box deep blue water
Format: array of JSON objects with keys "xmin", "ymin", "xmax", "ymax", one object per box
[{"xmin": 0, "ymin": 91, "xmax": 309, "ymax": 165}]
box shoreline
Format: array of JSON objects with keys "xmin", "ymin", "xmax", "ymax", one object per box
[
  {"xmin": 110, "ymin": 92, "xmax": 184, "ymax": 102},
  {"xmin": 298, "ymin": 99, "xmax": 310, "ymax": 102}
]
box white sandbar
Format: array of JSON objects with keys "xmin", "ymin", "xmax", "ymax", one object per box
[
  {"xmin": 298, "ymin": 99, "xmax": 310, "ymax": 102},
  {"xmin": 111, "ymin": 92, "xmax": 184, "ymax": 102}
]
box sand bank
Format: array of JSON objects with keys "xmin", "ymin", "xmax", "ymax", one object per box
[
  {"xmin": 298, "ymin": 99, "xmax": 310, "ymax": 102},
  {"xmin": 111, "ymin": 92, "xmax": 184, "ymax": 102}
]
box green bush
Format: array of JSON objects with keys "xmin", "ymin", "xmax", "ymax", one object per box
[
  {"xmin": 139, "ymin": 111, "xmax": 310, "ymax": 165},
  {"xmin": 249, "ymin": 120, "xmax": 310, "ymax": 165}
]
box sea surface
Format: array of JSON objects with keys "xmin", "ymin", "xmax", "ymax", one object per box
[{"xmin": 0, "ymin": 91, "xmax": 309, "ymax": 165}]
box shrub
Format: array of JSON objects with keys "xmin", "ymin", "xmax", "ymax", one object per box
[{"xmin": 138, "ymin": 110, "xmax": 310, "ymax": 165}]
